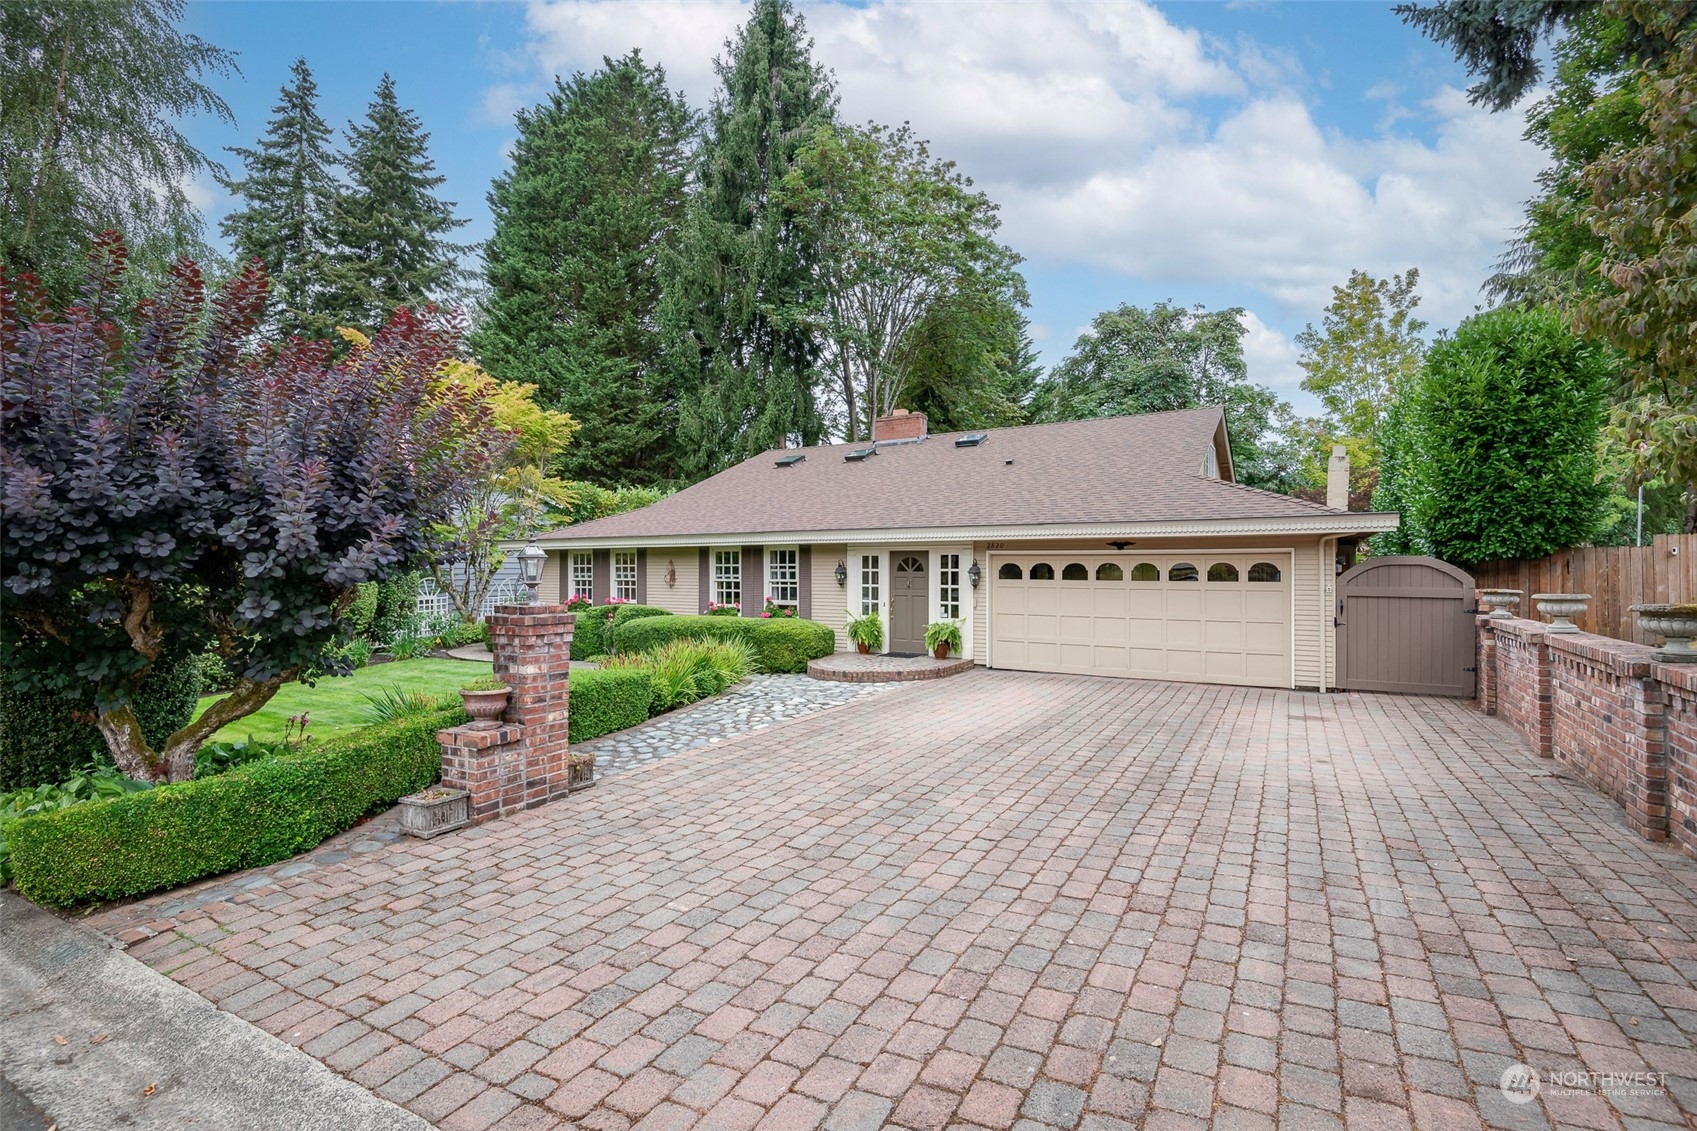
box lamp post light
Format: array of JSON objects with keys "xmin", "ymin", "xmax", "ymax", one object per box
[{"xmin": 518, "ymin": 539, "xmax": 546, "ymax": 603}]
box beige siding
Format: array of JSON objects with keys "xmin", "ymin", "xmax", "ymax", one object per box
[
  {"xmin": 972, "ymin": 542, "xmax": 990, "ymax": 665},
  {"xmin": 809, "ymin": 545, "xmax": 850, "ymax": 651},
  {"xmin": 541, "ymin": 550, "xmax": 563, "ymax": 604},
  {"xmin": 1291, "ymin": 535, "xmax": 1325, "ymax": 690},
  {"xmin": 646, "ymin": 551, "xmax": 700, "ymax": 615}
]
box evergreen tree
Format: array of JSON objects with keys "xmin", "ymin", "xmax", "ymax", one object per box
[
  {"xmin": 327, "ymin": 75, "xmax": 469, "ymax": 332},
  {"xmin": 900, "ymin": 297, "xmax": 1042, "ymax": 432},
  {"xmin": 659, "ymin": 0, "xmax": 837, "ymax": 476},
  {"xmin": 1, "ymin": 0, "xmax": 234, "ymax": 305},
  {"xmin": 475, "ymin": 53, "xmax": 694, "ymax": 487},
  {"xmin": 219, "ymin": 58, "xmax": 342, "ymax": 340}
]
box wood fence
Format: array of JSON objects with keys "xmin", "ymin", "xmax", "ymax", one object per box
[{"xmin": 1470, "ymin": 533, "xmax": 1697, "ymax": 644}]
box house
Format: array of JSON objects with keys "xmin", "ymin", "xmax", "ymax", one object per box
[{"xmin": 529, "ymin": 408, "xmax": 1396, "ymax": 690}]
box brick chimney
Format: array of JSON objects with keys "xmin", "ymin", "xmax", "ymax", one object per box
[
  {"xmin": 872, "ymin": 409, "xmax": 927, "ymax": 443},
  {"xmin": 1326, "ymin": 444, "xmax": 1350, "ymax": 510}
]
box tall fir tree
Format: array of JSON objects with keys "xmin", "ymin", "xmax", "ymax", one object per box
[
  {"xmin": 219, "ymin": 57, "xmax": 342, "ymax": 340},
  {"xmin": 327, "ymin": 74, "xmax": 469, "ymax": 332},
  {"xmin": 474, "ymin": 52, "xmax": 694, "ymax": 487},
  {"xmin": 658, "ymin": 0, "xmax": 837, "ymax": 477}
]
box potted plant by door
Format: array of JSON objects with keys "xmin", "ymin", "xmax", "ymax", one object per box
[
  {"xmin": 459, "ymin": 676, "xmax": 511, "ymax": 727},
  {"xmin": 924, "ymin": 620, "xmax": 963, "ymax": 660},
  {"xmin": 845, "ymin": 610, "xmax": 884, "ymax": 655}
]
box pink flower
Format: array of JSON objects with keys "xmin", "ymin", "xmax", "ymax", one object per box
[{"xmin": 761, "ymin": 611, "xmax": 772, "ymax": 618}]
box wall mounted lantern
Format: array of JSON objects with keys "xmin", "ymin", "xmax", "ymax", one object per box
[
  {"xmin": 834, "ymin": 560, "xmax": 848, "ymax": 587},
  {"xmin": 518, "ymin": 539, "xmax": 547, "ymax": 602},
  {"xmin": 967, "ymin": 560, "xmax": 982, "ymax": 588}
]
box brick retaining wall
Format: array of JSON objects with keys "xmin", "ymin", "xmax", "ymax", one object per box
[{"xmin": 1478, "ymin": 615, "xmax": 1697, "ymax": 853}]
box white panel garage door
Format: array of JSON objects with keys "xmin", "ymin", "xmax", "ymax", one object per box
[{"xmin": 990, "ymin": 553, "xmax": 1291, "ymax": 687}]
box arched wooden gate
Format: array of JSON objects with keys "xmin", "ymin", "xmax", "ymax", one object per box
[{"xmin": 1336, "ymin": 556, "xmax": 1476, "ymax": 697}]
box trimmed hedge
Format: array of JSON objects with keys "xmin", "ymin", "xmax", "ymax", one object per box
[
  {"xmin": 0, "ymin": 652, "xmax": 203, "ymax": 792},
  {"xmin": 569, "ymin": 605, "xmax": 617, "ymax": 661},
  {"xmin": 9, "ymin": 706, "xmax": 463, "ymax": 908},
  {"xmin": 568, "ymin": 668, "xmax": 654, "ymax": 743},
  {"xmin": 605, "ymin": 604, "xmax": 671, "ymax": 652},
  {"xmin": 611, "ymin": 615, "xmax": 835, "ymax": 674}
]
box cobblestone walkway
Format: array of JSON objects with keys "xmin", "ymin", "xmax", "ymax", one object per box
[
  {"xmin": 578, "ymin": 674, "xmax": 892, "ymax": 777},
  {"xmin": 84, "ymin": 672, "xmax": 1697, "ymax": 1131}
]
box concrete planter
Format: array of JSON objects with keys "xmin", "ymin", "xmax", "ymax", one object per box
[
  {"xmin": 398, "ymin": 787, "xmax": 471, "ymax": 838},
  {"xmin": 1630, "ymin": 603, "xmax": 1697, "ymax": 663},
  {"xmin": 1532, "ymin": 593, "xmax": 1591, "ymax": 634},
  {"xmin": 459, "ymin": 686, "xmax": 510, "ymax": 728},
  {"xmin": 568, "ymin": 754, "xmax": 595, "ymax": 792},
  {"xmin": 1478, "ymin": 589, "xmax": 1522, "ymax": 620}
]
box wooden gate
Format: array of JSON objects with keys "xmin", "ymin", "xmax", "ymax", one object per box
[{"xmin": 1337, "ymin": 556, "xmax": 1476, "ymax": 697}]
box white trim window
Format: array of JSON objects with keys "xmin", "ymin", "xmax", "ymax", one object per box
[
  {"xmin": 938, "ymin": 553, "xmax": 962, "ymax": 620},
  {"xmin": 713, "ymin": 549, "xmax": 741, "ymax": 607},
  {"xmin": 613, "ymin": 550, "xmax": 638, "ymax": 601},
  {"xmin": 767, "ymin": 548, "xmax": 799, "ymax": 610},
  {"xmin": 859, "ymin": 554, "xmax": 881, "ymax": 615},
  {"xmin": 569, "ymin": 551, "xmax": 594, "ymax": 600}
]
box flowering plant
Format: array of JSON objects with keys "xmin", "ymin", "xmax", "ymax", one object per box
[
  {"xmin": 705, "ymin": 601, "xmax": 740, "ymax": 617},
  {"xmin": 761, "ymin": 597, "xmax": 797, "ymax": 618},
  {"xmin": 605, "ymin": 596, "xmax": 631, "ymax": 606},
  {"xmin": 564, "ymin": 594, "xmax": 593, "ymax": 611}
]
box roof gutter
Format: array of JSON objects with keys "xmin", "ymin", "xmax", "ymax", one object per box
[{"xmin": 513, "ymin": 512, "xmax": 1401, "ymax": 552}]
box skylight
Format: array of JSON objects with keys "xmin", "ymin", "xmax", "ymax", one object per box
[
  {"xmin": 954, "ymin": 433, "xmax": 987, "ymax": 448},
  {"xmin": 774, "ymin": 453, "xmax": 805, "ymax": 467},
  {"xmin": 843, "ymin": 447, "xmax": 876, "ymax": 462}
]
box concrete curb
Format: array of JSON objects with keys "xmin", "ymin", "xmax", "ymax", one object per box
[{"xmin": 0, "ymin": 891, "xmax": 430, "ymax": 1131}]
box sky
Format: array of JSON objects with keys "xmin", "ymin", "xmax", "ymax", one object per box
[{"xmin": 178, "ymin": 0, "xmax": 1547, "ymax": 414}]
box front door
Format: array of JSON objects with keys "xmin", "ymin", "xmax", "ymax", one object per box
[{"xmin": 891, "ymin": 554, "xmax": 927, "ymax": 654}]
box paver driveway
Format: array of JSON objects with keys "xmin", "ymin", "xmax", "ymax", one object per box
[{"xmin": 87, "ymin": 671, "xmax": 1697, "ymax": 1131}]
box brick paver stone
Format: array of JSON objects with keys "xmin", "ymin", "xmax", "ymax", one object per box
[{"xmin": 85, "ymin": 671, "xmax": 1697, "ymax": 1130}]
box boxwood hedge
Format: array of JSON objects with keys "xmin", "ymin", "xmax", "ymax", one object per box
[
  {"xmin": 567, "ymin": 668, "xmax": 654, "ymax": 743},
  {"xmin": 9, "ymin": 705, "xmax": 463, "ymax": 908},
  {"xmin": 0, "ymin": 651, "xmax": 203, "ymax": 791},
  {"xmin": 605, "ymin": 604, "xmax": 671, "ymax": 652},
  {"xmin": 610, "ymin": 615, "xmax": 835, "ymax": 674},
  {"xmin": 569, "ymin": 605, "xmax": 617, "ymax": 661}
]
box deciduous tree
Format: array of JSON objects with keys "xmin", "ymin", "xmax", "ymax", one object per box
[
  {"xmin": 1, "ymin": 0, "xmax": 235, "ymax": 306},
  {"xmin": 0, "ymin": 236, "xmax": 503, "ymax": 782}
]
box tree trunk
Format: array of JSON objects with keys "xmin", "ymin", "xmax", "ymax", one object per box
[{"xmin": 96, "ymin": 675, "xmax": 289, "ymax": 783}]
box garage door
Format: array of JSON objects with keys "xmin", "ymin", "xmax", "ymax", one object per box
[{"xmin": 990, "ymin": 554, "xmax": 1291, "ymax": 687}]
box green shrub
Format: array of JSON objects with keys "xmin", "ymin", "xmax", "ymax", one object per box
[
  {"xmin": 605, "ymin": 604, "xmax": 671, "ymax": 652},
  {"xmin": 432, "ymin": 619, "xmax": 487, "ymax": 650},
  {"xmin": 568, "ymin": 669, "xmax": 653, "ymax": 743},
  {"xmin": 371, "ymin": 571, "xmax": 421, "ymax": 643},
  {"xmin": 193, "ymin": 649, "xmax": 233, "ymax": 695},
  {"xmin": 9, "ymin": 706, "xmax": 462, "ymax": 908},
  {"xmin": 347, "ymin": 582, "xmax": 380, "ymax": 637},
  {"xmin": 0, "ymin": 651, "xmax": 202, "ymax": 792},
  {"xmin": 748, "ymin": 619, "xmax": 836, "ymax": 673},
  {"xmin": 570, "ymin": 605, "xmax": 618, "ymax": 661},
  {"xmin": 359, "ymin": 688, "xmax": 444, "ymax": 724},
  {"xmin": 0, "ymin": 765, "xmax": 153, "ymax": 885},
  {"xmin": 610, "ymin": 615, "xmax": 834, "ymax": 674}
]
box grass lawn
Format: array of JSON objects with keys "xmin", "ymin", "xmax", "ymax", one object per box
[{"xmin": 196, "ymin": 658, "xmax": 493, "ymax": 743}]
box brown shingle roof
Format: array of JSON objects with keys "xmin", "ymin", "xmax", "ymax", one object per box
[{"xmin": 540, "ymin": 408, "xmax": 1358, "ymax": 542}]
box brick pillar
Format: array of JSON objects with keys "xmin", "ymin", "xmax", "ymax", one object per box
[
  {"xmin": 1493, "ymin": 620, "xmax": 1552, "ymax": 757},
  {"xmin": 438, "ymin": 605, "xmax": 575, "ymax": 822},
  {"xmin": 1659, "ymin": 662, "xmax": 1697, "ymax": 856},
  {"xmin": 1476, "ymin": 616, "xmax": 1498, "ymax": 716}
]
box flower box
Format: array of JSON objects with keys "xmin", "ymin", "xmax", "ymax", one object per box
[{"xmin": 398, "ymin": 787, "xmax": 471, "ymax": 838}]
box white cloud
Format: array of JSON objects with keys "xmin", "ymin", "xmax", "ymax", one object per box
[
  {"xmin": 1239, "ymin": 310, "xmax": 1305, "ymax": 394},
  {"xmin": 508, "ymin": 0, "xmax": 1542, "ymax": 349}
]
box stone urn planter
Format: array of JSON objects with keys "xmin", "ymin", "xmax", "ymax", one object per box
[
  {"xmin": 1478, "ymin": 589, "xmax": 1522, "ymax": 620},
  {"xmin": 398, "ymin": 787, "xmax": 471, "ymax": 838},
  {"xmin": 1630, "ymin": 603, "xmax": 1697, "ymax": 662},
  {"xmin": 569, "ymin": 753, "xmax": 596, "ymax": 792},
  {"xmin": 1531, "ymin": 593, "xmax": 1591, "ymax": 634},
  {"xmin": 459, "ymin": 684, "xmax": 510, "ymax": 728}
]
